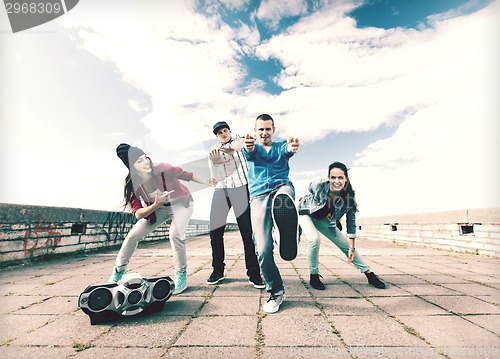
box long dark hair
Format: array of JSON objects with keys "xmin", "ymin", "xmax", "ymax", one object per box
[
  {"xmin": 122, "ymin": 173, "xmax": 134, "ymax": 209},
  {"xmin": 328, "ymin": 161, "xmax": 358, "ymax": 211},
  {"xmin": 122, "ymin": 156, "xmax": 154, "ymax": 208}
]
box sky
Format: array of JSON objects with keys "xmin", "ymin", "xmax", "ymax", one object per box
[{"xmin": 1, "ymin": 0, "xmax": 499, "ymax": 221}]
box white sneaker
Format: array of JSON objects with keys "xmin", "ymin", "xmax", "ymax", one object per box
[{"xmin": 262, "ymin": 293, "xmax": 284, "ymax": 313}]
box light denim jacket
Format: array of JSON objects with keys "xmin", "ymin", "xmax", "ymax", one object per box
[{"xmin": 298, "ymin": 178, "xmax": 357, "ymax": 238}]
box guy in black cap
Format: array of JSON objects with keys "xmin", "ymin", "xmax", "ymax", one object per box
[{"xmin": 207, "ymin": 121, "xmax": 264, "ymax": 288}]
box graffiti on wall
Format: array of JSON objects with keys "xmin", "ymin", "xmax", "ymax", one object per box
[
  {"xmin": 23, "ymin": 223, "xmax": 62, "ymax": 257},
  {"xmin": 101, "ymin": 212, "xmax": 135, "ymax": 242}
]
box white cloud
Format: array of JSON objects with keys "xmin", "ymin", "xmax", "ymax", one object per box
[
  {"xmin": 256, "ymin": 0, "xmax": 309, "ymax": 30},
  {"xmin": 1, "ymin": 0, "xmax": 497, "ymax": 219},
  {"xmin": 58, "ymin": 1, "xmax": 247, "ymax": 149},
  {"xmin": 255, "ymin": 0, "xmax": 499, "ymax": 216},
  {"xmin": 210, "ymin": 0, "xmax": 251, "ymax": 12},
  {"xmin": 350, "ymin": 2, "xmax": 500, "ymax": 216}
]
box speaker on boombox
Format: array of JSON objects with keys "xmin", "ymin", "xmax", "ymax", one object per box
[{"xmin": 78, "ymin": 273, "xmax": 175, "ymax": 325}]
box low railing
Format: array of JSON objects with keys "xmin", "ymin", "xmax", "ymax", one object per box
[{"xmin": 0, "ymin": 203, "xmax": 238, "ymax": 267}]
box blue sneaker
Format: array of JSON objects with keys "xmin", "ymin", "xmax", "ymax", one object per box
[
  {"xmin": 108, "ymin": 266, "xmax": 126, "ymax": 283},
  {"xmin": 173, "ymin": 271, "xmax": 187, "ymax": 295}
]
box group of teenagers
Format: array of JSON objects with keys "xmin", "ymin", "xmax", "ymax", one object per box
[{"xmin": 110, "ymin": 114, "xmax": 386, "ymax": 314}]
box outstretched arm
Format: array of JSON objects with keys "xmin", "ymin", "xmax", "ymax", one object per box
[
  {"xmin": 210, "ymin": 136, "xmax": 245, "ymax": 163},
  {"xmin": 219, "ymin": 136, "xmax": 245, "ymax": 155},
  {"xmin": 191, "ymin": 173, "xmax": 217, "ymax": 186}
]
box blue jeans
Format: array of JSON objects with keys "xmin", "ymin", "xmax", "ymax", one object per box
[
  {"xmin": 299, "ymin": 214, "xmax": 370, "ymax": 274},
  {"xmin": 250, "ymin": 185, "xmax": 294, "ymax": 295}
]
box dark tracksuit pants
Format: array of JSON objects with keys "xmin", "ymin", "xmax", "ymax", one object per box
[{"xmin": 209, "ymin": 185, "xmax": 260, "ymax": 277}]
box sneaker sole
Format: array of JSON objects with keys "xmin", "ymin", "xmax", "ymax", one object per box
[
  {"xmin": 263, "ymin": 305, "xmax": 280, "ymax": 314},
  {"xmin": 173, "ymin": 286, "xmax": 187, "ymax": 295},
  {"xmin": 272, "ymin": 193, "xmax": 298, "ymax": 261},
  {"xmin": 206, "ymin": 276, "xmax": 225, "ymax": 285},
  {"xmin": 262, "ymin": 295, "xmax": 285, "ymax": 314},
  {"xmin": 248, "ymin": 280, "xmax": 265, "ymax": 289}
]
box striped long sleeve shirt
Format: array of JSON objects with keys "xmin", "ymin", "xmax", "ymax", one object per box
[{"xmin": 209, "ymin": 135, "xmax": 249, "ymax": 189}]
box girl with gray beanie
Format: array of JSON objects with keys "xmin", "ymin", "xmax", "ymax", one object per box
[{"xmin": 111, "ymin": 143, "xmax": 215, "ymax": 294}]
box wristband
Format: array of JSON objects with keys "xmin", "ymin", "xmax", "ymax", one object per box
[{"xmin": 349, "ymin": 247, "xmax": 355, "ymax": 251}]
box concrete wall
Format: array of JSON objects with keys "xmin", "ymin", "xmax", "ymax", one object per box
[
  {"xmin": 357, "ymin": 208, "xmax": 500, "ymax": 257},
  {"xmin": 2, "ymin": 204, "xmax": 498, "ymax": 266},
  {"xmin": 0, "ymin": 203, "xmax": 236, "ymax": 267}
]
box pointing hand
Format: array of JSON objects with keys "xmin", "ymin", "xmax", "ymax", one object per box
[
  {"xmin": 287, "ymin": 137, "xmax": 300, "ymax": 153},
  {"xmin": 245, "ymin": 133, "xmax": 256, "ymax": 152}
]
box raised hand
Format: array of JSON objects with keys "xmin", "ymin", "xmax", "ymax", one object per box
[
  {"xmin": 155, "ymin": 190, "xmax": 175, "ymax": 206},
  {"xmin": 244, "ymin": 133, "xmax": 256, "ymax": 152},
  {"xmin": 209, "ymin": 148, "xmax": 227, "ymax": 164},
  {"xmin": 287, "ymin": 136, "xmax": 300, "ymax": 153},
  {"xmin": 219, "ymin": 146, "xmax": 235, "ymax": 155}
]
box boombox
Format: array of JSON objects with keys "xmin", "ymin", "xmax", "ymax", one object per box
[{"xmin": 78, "ymin": 273, "xmax": 175, "ymax": 324}]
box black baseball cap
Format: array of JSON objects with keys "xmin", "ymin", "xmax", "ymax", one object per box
[{"xmin": 212, "ymin": 121, "xmax": 230, "ymax": 134}]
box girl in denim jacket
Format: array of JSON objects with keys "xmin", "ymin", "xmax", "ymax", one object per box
[{"xmin": 298, "ymin": 162, "xmax": 385, "ymax": 290}]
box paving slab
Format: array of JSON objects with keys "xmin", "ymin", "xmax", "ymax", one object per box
[
  {"xmin": 167, "ymin": 346, "xmax": 256, "ymax": 358},
  {"xmin": 397, "ymin": 315, "xmax": 500, "ymax": 348},
  {"xmin": 199, "ymin": 295, "xmax": 260, "ymax": 316},
  {"xmin": 348, "ymin": 346, "xmax": 444, "ymax": 359},
  {"xmin": 262, "ymin": 346, "xmax": 351, "ymax": 358},
  {"xmin": 422, "ymin": 295, "xmax": 500, "ymax": 314},
  {"xmin": 10, "ymin": 313, "xmax": 108, "ymax": 347},
  {"xmin": 261, "ymin": 315, "xmax": 342, "ymax": 347},
  {"xmin": 461, "ymin": 274, "xmax": 500, "ymax": 285},
  {"xmin": 396, "ymin": 284, "xmax": 461, "ymax": 296},
  {"xmin": 330, "ymin": 314, "xmax": 427, "ymax": 347},
  {"xmin": 174, "ymin": 316, "xmax": 257, "ymax": 346},
  {"xmin": 478, "ymin": 295, "xmax": 500, "ymax": 305},
  {"xmin": 319, "ymin": 297, "xmax": 383, "ymax": 316},
  {"xmin": 72, "ymin": 347, "xmax": 165, "ymax": 358},
  {"xmin": 464, "ymin": 314, "xmax": 500, "ymax": 336},
  {"xmin": 414, "ymin": 274, "xmax": 472, "ymax": 284},
  {"xmin": 159, "ymin": 296, "xmax": 207, "ymax": 316},
  {"xmin": 370, "ymin": 296, "xmax": 450, "ymax": 315},
  {"xmin": 0, "ymin": 294, "xmax": 48, "ymax": 314},
  {"xmin": 91, "ymin": 315, "xmax": 191, "ymax": 348},
  {"xmin": 15, "ymin": 295, "xmax": 77, "ymax": 315},
  {"xmin": 443, "ymin": 283, "xmax": 500, "ymax": 296},
  {"xmin": 383, "ymin": 274, "xmax": 430, "ymax": 285},
  {"xmin": 274, "ymin": 297, "xmax": 321, "ymax": 316},
  {"xmin": 0, "ymin": 314, "xmax": 53, "ymax": 343},
  {"xmin": 310, "ymin": 282, "xmax": 364, "ymax": 298},
  {"xmin": 0, "ymin": 346, "xmax": 75, "ymax": 359},
  {"xmin": 0, "ymin": 231, "xmax": 499, "ymax": 359}
]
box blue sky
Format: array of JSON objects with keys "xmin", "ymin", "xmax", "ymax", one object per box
[{"xmin": 1, "ymin": 0, "xmax": 498, "ymax": 220}]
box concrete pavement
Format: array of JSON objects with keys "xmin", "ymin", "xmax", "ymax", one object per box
[{"xmin": 0, "ymin": 231, "xmax": 499, "ymax": 358}]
